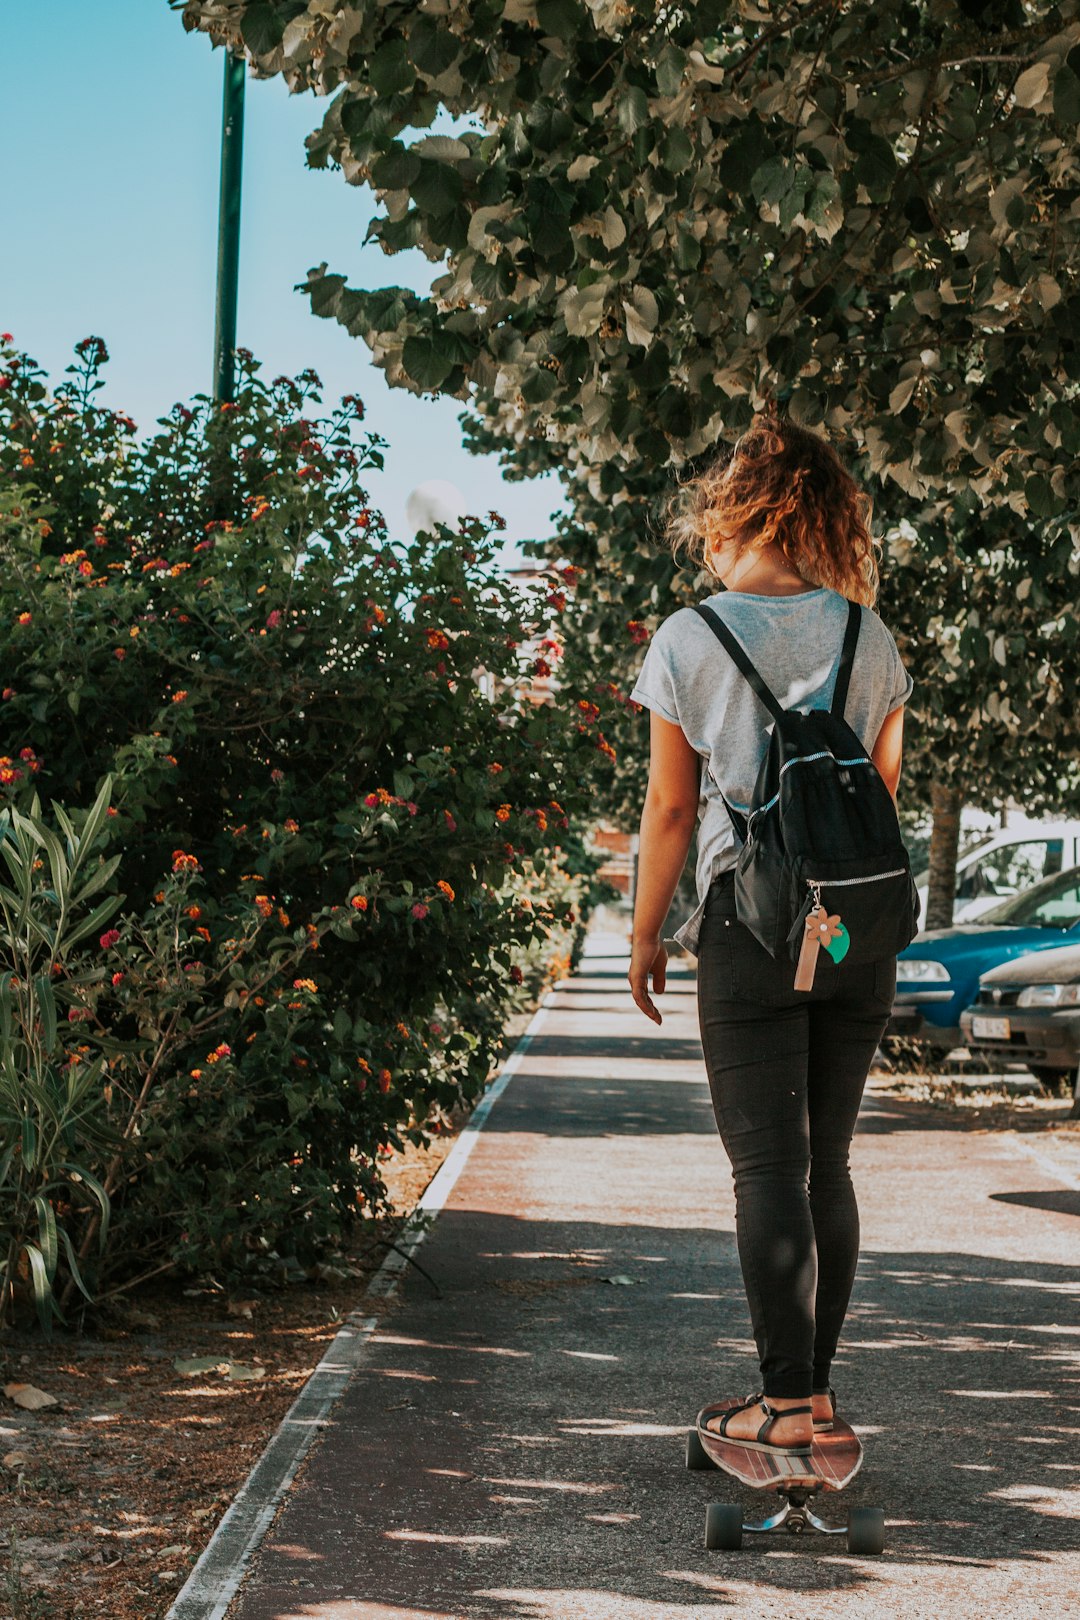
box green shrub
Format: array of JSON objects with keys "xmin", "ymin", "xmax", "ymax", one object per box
[
  {"xmin": 0, "ymin": 779, "xmax": 119, "ymax": 1329},
  {"xmin": 0, "ymin": 337, "xmax": 614, "ymax": 1298}
]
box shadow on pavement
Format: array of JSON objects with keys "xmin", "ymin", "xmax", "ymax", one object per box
[{"xmin": 231, "ymin": 1210, "xmax": 1080, "ymax": 1620}]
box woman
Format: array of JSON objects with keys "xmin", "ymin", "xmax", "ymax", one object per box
[{"xmin": 627, "ymin": 416, "xmax": 912, "ymax": 1455}]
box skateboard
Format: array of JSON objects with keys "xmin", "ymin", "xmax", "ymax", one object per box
[{"xmin": 687, "ymin": 1398, "xmax": 885, "ymax": 1554}]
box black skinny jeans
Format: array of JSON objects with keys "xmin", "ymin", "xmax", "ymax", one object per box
[{"xmin": 696, "ymin": 870, "xmax": 896, "ymax": 1399}]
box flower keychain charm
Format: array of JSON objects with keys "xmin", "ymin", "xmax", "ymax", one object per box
[{"xmin": 794, "ymin": 903, "xmax": 848, "ymax": 991}]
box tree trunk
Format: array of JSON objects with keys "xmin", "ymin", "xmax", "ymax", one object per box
[{"xmin": 925, "ymin": 780, "xmax": 963, "ymax": 931}]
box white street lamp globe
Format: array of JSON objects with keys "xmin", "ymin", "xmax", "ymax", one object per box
[{"xmin": 405, "ymin": 480, "xmax": 468, "ymax": 536}]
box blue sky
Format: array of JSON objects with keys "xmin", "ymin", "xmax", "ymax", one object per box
[{"xmin": 1, "ymin": 2, "xmax": 568, "ymax": 567}]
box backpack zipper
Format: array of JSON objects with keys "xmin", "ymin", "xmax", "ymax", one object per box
[{"xmin": 806, "ymin": 869, "xmax": 907, "ymax": 909}]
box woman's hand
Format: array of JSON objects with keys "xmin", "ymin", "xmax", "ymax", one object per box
[{"xmin": 628, "ymin": 933, "xmax": 668, "ymax": 1024}]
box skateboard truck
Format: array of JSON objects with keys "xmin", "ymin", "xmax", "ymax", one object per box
[{"xmin": 739, "ymin": 1482, "xmax": 846, "ymax": 1537}]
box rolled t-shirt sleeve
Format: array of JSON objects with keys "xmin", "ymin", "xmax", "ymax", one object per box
[{"xmin": 629, "ymin": 628, "xmax": 680, "ymax": 725}]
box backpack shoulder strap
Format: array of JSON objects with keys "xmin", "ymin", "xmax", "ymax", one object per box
[
  {"xmin": 831, "ymin": 600, "xmax": 862, "ymax": 719},
  {"xmin": 691, "ymin": 602, "xmax": 786, "ymax": 725}
]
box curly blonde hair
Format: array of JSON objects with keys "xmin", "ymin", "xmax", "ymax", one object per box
[{"xmin": 663, "ymin": 416, "xmax": 880, "ymax": 607}]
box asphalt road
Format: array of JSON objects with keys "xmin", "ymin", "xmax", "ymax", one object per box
[{"xmin": 224, "ymin": 910, "xmax": 1080, "ymax": 1620}]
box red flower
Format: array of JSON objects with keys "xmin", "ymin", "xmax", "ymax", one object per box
[
  {"xmin": 99, "ymin": 928, "xmax": 121, "ymax": 950},
  {"xmin": 411, "ymin": 902, "xmax": 429, "ymax": 920},
  {"xmin": 266, "ymin": 609, "xmax": 282, "ymax": 629}
]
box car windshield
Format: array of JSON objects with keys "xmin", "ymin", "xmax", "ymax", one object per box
[{"xmin": 975, "ymin": 864, "xmax": 1080, "ymax": 929}]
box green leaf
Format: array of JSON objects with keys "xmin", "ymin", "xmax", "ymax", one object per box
[
  {"xmin": 525, "ymin": 178, "xmax": 573, "ymax": 258},
  {"xmin": 721, "ymin": 125, "xmax": 768, "ymax": 192},
  {"xmin": 805, "ymin": 173, "xmax": 841, "ymax": 226},
  {"xmin": 655, "ymin": 45, "xmax": 687, "ymax": 98},
  {"xmin": 33, "ymin": 1192, "xmax": 58, "ymax": 1278},
  {"xmin": 853, "ymin": 135, "xmax": 896, "ymax": 200},
  {"xmin": 536, "ymin": 0, "xmax": 583, "ymax": 40},
  {"xmin": 62, "ymin": 1162, "xmax": 111, "ymax": 1249},
  {"xmin": 1053, "ymin": 61, "xmax": 1080, "ymax": 126},
  {"xmin": 59, "ymin": 1228, "xmax": 94, "ymax": 1303},
  {"xmin": 408, "ymin": 22, "xmax": 461, "ymax": 79},
  {"xmin": 617, "ymin": 85, "xmax": 650, "ymax": 136},
  {"xmin": 527, "ymin": 100, "xmax": 575, "ymax": 152},
  {"xmin": 24, "ymin": 1243, "xmax": 62, "ymax": 1335},
  {"xmin": 402, "ymin": 331, "xmax": 461, "ymax": 390},
  {"xmin": 371, "ymin": 147, "xmax": 422, "ymax": 190},
  {"xmin": 240, "ymin": 3, "xmax": 288, "ymax": 55},
  {"xmin": 1025, "ymin": 474, "xmax": 1059, "ymax": 518},
  {"xmin": 411, "ymin": 161, "xmax": 463, "ymax": 216},
  {"xmin": 369, "ymin": 39, "xmax": 415, "ymax": 98},
  {"xmin": 33, "ymin": 973, "xmax": 57, "ymax": 1050},
  {"xmin": 22, "ymin": 1115, "xmax": 37, "ymax": 1174},
  {"xmin": 751, "ymin": 157, "xmax": 793, "ymax": 207}
]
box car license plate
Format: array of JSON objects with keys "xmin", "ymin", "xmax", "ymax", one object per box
[{"xmin": 972, "ymin": 1015, "xmax": 1011, "ymax": 1040}]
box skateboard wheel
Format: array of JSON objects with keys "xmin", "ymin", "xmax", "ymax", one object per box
[
  {"xmin": 846, "ymin": 1506, "xmax": 885, "ymax": 1555},
  {"xmin": 686, "ymin": 1428, "xmax": 716, "ymax": 1471},
  {"xmin": 705, "ymin": 1502, "xmax": 743, "ymax": 1551}
]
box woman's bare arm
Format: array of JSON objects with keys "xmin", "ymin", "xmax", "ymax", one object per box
[
  {"xmin": 628, "ymin": 710, "xmax": 700, "ymax": 1022},
  {"xmin": 871, "ymin": 705, "xmax": 905, "ymax": 801}
]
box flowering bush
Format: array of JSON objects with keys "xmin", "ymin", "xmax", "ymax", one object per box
[{"xmin": 0, "ymin": 338, "xmax": 614, "ymax": 1289}]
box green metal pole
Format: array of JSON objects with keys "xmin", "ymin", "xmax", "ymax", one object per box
[{"xmin": 213, "ymin": 50, "xmax": 246, "ymax": 403}]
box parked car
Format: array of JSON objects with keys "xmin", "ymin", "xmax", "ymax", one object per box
[
  {"xmin": 891, "ymin": 864, "xmax": 1080, "ymax": 1051},
  {"xmin": 914, "ymin": 821, "xmax": 1080, "ymax": 925},
  {"xmin": 960, "ymin": 940, "xmax": 1080, "ymax": 1087}
]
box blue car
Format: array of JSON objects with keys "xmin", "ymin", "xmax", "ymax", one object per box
[{"xmin": 890, "ymin": 864, "xmax": 1080, "ymax": 1051}]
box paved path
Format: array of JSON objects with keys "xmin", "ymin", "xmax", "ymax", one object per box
[{"xmin": 226, "ymin": 911, "xmax": 1080, "ymax": 1620}]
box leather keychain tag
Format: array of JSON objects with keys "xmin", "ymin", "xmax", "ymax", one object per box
[
  {"xmin": 794, "ymin": 906, "xmax": 825, "ymax": 992},
  {"xmin": 794, "ymin": 906, "xmax": 846, "ymax": 992}
]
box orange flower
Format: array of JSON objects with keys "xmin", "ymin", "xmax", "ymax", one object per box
[
  {"xmin": 171, "ymin": 689, "xmax": 188, "ymax": 704},
  {"xmin": 436, "ymin": 880, "xmax": 455, "ymax": 902},
  {"xmin": 195, "ymin": 926, "xmax": 211, "ymax": 942},
  {"xmin": 495, "ymin": 804, "xmax": 511, "ymax": 823},
  {"xmin": 186, "ymin": 904, "xmax": 202, "ymax": 919},
  {"xmin": 293, "ymin": 978, "xmax": 318, "ymax": 993},
  {"xmin": 172, "ymin": 849, "xmax": 201, "ymax": 873},
  {"xmin": 350, "ymin": 894, "xmax": 368, "ymax": 911},
  {"xmin": 254, "ymin": 894, "xmax": 274, "ymax": 918}
]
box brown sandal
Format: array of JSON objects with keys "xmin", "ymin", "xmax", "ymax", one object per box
[{"xmin": 698, "ymin": 1394, "xmax": 813, "ymax": 1456}]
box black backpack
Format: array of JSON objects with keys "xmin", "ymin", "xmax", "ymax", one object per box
[{"xmin": 692, "ymin": 599, "xmax": 920, "ymax": 982}]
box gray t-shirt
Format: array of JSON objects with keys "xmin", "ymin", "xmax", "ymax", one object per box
[{"xmin": 628, "ymin": 586, "xmax": 914, "ymax": 957}]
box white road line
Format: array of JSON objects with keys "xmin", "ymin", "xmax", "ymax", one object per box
[{"xmin": 167, "ymin": 985, "xmax": 560, "ymax": 1620}]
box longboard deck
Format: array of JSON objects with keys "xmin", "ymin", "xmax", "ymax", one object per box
[{"xmin": 696, "ymin": 1400, "xmax": 862, "ymax": 1493}]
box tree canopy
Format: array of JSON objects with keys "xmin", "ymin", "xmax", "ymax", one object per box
[{"xmin": 177, "ymin": 0, "xmax": 1080, "ymax": 838}]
